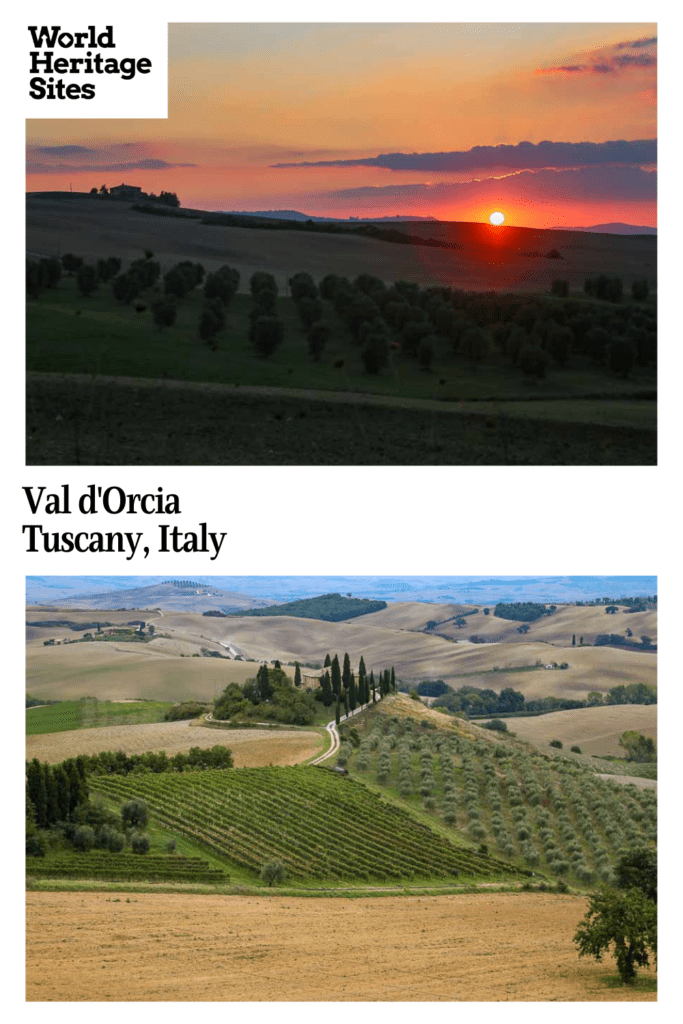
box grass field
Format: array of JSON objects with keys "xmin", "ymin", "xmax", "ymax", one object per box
[
  {"xmin": 26, "ymin": 697, "xmax": 173, "ymax": 735},
  {"xmin": 27, "ymin": 279, "xmax": 656, "ymax": 403}
]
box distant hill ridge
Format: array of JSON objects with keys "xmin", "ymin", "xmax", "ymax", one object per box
[{"xmin": 48, "ymin": 580, "xmax": 275, "ymax": 614}]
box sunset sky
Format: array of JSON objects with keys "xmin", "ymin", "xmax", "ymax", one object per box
[{"xmin": 26, "ymin": 22, "xmax": 657, "ymax": 228}]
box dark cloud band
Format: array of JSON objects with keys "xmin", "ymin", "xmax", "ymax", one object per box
[{"xmin": 273, "ymin": 139, "xmax": 656, "ymax": 173}]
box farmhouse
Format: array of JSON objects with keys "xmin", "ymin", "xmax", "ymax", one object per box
[{"xmin": 109, "ymin": 183, "xmax": 147, "ymax": 200}]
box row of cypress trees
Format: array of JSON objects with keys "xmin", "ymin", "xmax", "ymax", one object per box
[{"xmin": 316, "ymin": 652, "xmax": 396, "ymax": 723}]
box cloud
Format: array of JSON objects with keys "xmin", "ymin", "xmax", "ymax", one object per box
[
  {"xmin": 616, "ymin": 36, "xmax": 657, "ymax": 49},
  {"xmin": 273, "ymin": 139, "xmax": 656, "ymax": 174},
  {"xmin": 26, "ymin": 158, "xmax": 196, "ymax": 174},
  {"xmin": 35, "ymin": 145, "xmax": 95, "ymax": 155},
  {"xmin": 324, "ymin": 165, "xmax": 657, "ymax": 206},
  {"xmin": 538, "ymin": 34, "xmax": 656, "ymax": 76}
]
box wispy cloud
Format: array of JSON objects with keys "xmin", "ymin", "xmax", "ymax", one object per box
[
  {"xmin": 272, "ymin": 139, "xmax": 656, "ymax": 174},
  {"xmin": 325, "ymin": 165, "xmax": 657, "ymax": 206},
  {"xmin": 537, "ymin": 35, "xmax": 656, "ymax": 76},
  {"xmin": 26, "ymin": 158, "xmax": 196, "ymax": 174}
]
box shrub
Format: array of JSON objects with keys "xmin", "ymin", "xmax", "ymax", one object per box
[
  {"xmin": 76, "ymin": 264, "xmax": 98, "ymax": 297},
  {"xmin": 151, "ymin": 297, "xmax": 177, "ymax": 330},
  {"xmin": 361, "ymin": 331, "xmax": 390, "ymax": 374},
  {"xmin": 261, "ymin": 860, "xmax": 287, "ymax": 886},
  {"xmin": 570, "ymin": 745, "xmax": 582, "ymax": 754},
  {"xmin": 73, "ymin": 825, "xmax": 96, "ymax": 852},
  {"xmin": 307, "ymin": 320, "xmax": 331, "ymax": 361},
  {"xmin": 130, "ymin": 832, "xmax": 150, "ymax": 854},
  {"xmin": 121, "ymin": 799, "xmax": 149, "ymax": 830},
  {"xmin": 550, "ymin": 739, "xmax": 563, "ymax": 749},
  {"xmin": 483, "ymin": 718, "xmax": 508, "ymax": 732},
  {"xmin": 418, "ymin": 335, "xmax": 436, "ymax": 369},
  {"xmin": 519, "ymin": 344, "xmax": 547, "ymax": 379},
  {"xmin": 631, "ymin": 279, "xmax": 649, "ymax": 302},
  {"xmin": 608, "ymin": 338, "xmax": 636, "ymax": 379},
  {"xmin": 252, "ymin": 316, "xmax": 284, "ymax": 357}
]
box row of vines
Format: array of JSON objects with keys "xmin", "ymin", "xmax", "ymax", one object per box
[{"xmin": 90, "ymin": 766, "xmax": 517, "ymax": 883}]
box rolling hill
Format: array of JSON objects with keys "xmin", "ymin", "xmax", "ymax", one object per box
[{"xmin": 27, "ymin": 192, "xmax": 656, "ymax": 295}]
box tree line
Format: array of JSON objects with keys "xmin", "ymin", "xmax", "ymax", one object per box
[{"xmin": 426, "ymin": 680, "xmax": 656, "ymax": 717}]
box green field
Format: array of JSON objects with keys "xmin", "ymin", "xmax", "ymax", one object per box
[
  {"xmin": 26, "ymin": 698, "xmax": 173, "ymax": 735},
  {"xmin": 25, "ymin": 850, "xmax": 225, "ymax": 885},
  {"xmin": 26, "ymin": 281, "xmax": 656, "ymax": 402},
  {"xmin": 89, "ymin": 765, "xmax": 516, "ymax": 883},
  {"xmin": 26, "ymin": 271, "xmax": 656, "ymax": 465}
]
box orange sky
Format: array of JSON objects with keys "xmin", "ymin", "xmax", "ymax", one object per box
[{"xmin": 26, "ymin": 23, "xmax": 657, "ymax": 227}]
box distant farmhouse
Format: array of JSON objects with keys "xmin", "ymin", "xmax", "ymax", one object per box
[{"xmin": 109, "ymin": 183, "xmax": 147, "ymax": 200}]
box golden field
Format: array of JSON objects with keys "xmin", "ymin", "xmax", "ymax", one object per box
[
  {"xmin": 26, "ymin": 891, "xmax": 656, "ymax": 1001},
  {"xmin": 27, "ymin": 602, "xmax": 655, "ymax": 703},
  {"xmin": 25, "ymin": 720, "xmax": 322, "ymax": 767}
]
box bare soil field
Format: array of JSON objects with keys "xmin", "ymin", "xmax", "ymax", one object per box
[
  {"xmin": 501, "ymin": 704, "xmax": 657, "ymax": 758},
  {"xmin": 25, "ymin": 720, "xmax": 322, "ymax": 766},
  {"xmin": 26, "ymin": 193, "xmax": 656, "ymax": 296},
  {"xmin": 25, "ymin": 891, "xmax": 656, "ymax": 1001}
]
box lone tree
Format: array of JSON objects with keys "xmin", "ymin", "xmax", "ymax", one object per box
[
  {"xmin": 261, "ymin": 860, "xmax": 287, "ymax": 887},
  {"xmin": 573, "ymin": 885, "xmax": 657, "ymax": 984}
]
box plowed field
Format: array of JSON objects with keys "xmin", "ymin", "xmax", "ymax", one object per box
[{"xmin": 26, "ymin": 892, "xmax": 656, "ymax": 1001}]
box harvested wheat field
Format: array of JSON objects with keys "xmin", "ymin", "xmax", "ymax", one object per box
[
  {"xmin": 25, "ymin": 720, "xmax": 323, "ymax": 766},
  {"xmin": 25, "ymin": 891, "xmax": 656, "ymax": 1001},
  {"xmin": 26, "ymin": 643, "xmax": 262, "ymax": 702},
  {"xmin": 505, "ymin": 704, "xmax": 657, "ymax": 757}
]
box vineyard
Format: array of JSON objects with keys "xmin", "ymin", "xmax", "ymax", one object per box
[
  {"xmin": 26, "ymin": 850, "xmax": 225, "ymax": 884},
  {"xmin": 341, "ymin": 713, "xmax": 657, "ymax": 885},
  {"xmin": 90, "ymin": 766, "xmax": 516, "ymax": 883}
]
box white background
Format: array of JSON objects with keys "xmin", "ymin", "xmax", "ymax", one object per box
[{"xmin": 8, "ymin": 1, "xmax": 677, "ymax": 1019}]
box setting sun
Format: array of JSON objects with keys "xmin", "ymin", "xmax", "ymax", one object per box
[{"xmin": 489, "ymin": 211, "xmax": 505, "ymax": 225}]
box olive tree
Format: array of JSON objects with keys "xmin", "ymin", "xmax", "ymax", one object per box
[{"xmin": 261, "ymin": 860, "xmax": 287, "ymax": 887}]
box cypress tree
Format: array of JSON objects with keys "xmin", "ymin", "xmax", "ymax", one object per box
[
  {"xmin": 45, "ymin": 765, "xmax": 59, "ymax": 827},
  {"xmin": 343, "ymin": 688, "xmax": 350, "ymax": 717},
  {"xmin": 391, "ymin": 667, "xmax": 396, "ymax": 692},
  {"xmin": 54, "ymin": 765, "xmax": 71, "ymax": 821},
  {"xmin": 335, "ymin": 697, "xmax": 341, "ymax": 726},
  {"xmin": 294, "ymin": 662, "xmax": 302, "ymax": 687},
  {"xmin": 331, "ymin": 655, "xmax": 342, "ymax": 696},
  {"xmin": 572, "ymin": 634, "xmax": 576, "ymax": 646},
  {"xmin": 321, "ymin": 670, "xmax": 333, "ymax": 706},
  {"xmin": 342, "ymin": 653, "xmax": 351, "ymax": 693},
  {"xmin": 27, "ymin": 759, "xmax": 47, "ymax": 829},
  {"xmin": 324, "ymin": 653, "xmax": 332, "ymax": 668},
  {"xmin": 370, "ymin": 671, "xmax": 376, "ymax": 702},
  {"xmin": 358, "ymin": 656, "xmax": 368, "ymax": 704},
  {"xmin": 349, "ymin": 671, "xmax": 357, "ymax": 712}
]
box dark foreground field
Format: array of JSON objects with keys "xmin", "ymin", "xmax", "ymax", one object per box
[{"xmin": 26, "ymin": 373, "xmax": 655, "ymax": 464}]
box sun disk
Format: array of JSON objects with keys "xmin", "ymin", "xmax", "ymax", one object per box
[{"xmin": 489, "ymin": 211, "xmax": 505, "ymax": 225}]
